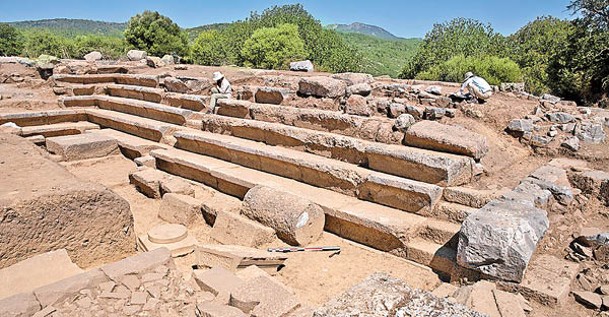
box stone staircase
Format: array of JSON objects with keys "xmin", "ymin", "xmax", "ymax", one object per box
[{"xmin": 1, "ymin": 73, "xmax": 500, "ymax": 280}]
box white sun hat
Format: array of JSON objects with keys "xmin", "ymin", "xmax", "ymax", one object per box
[{"xmin": 213, "ymin": 71, "xmax": 224, "ymax": 81}]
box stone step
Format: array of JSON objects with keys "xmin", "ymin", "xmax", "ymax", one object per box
[
  {"xmin": 0, "ymin": 110, "xmax": 88, "ymax": 127},
  {"xmin": 149, "ymin": 147, "xmax": 457, "ymax": 268},
  {"xmin": 85, "ymin": 109, "xmax": 183, "ymax": 144},
  {"xmin": 52, "ymin": 74, "xmax": 159, "ymax": 87},
  {"xmin": 63, "ymin": 83, "xmax": 211, "ymax": 113},
  {"xmin": 19, "ymin": 121, "xmax": 100, "ymax": 138},
  {"xmin": 199, "ymin": 114, "xmax": 476, "ymax": 186},
  {"xmin": 86, "ymin": 128, "xmax": 170, "ymax": 159},
  {"xmin": 430, "ymin": 201, "xmax": 478, "ymax": 224},
  {"xmin": 405, "ymin": 238, "xmax": 456, "ymax": 278},
  {"xmin": 106, "ymin": 84, "xmax": 165, "ymax": 103},
  {"xmin": 172, "ymin": 130, "xmax": 443, "ymax": 213},
  {"xmin": 95, "ymin": 95, "xmax": 197, "ymax": 126},
  {"xmin": 417, "ymin": 218, "xmax": 461, "ymax": 247},
  {"xmin": 64, "ymin": 95, "xmax": 197, "ymax": 126},
  {"xmin": 216, "ymin": 99, "xmax": 403, "ymax": 144}
]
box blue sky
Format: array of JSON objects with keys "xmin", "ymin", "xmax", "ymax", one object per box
[{"xmin": 0, "ymin": 0, "xmax": 574, "ymax": 38}]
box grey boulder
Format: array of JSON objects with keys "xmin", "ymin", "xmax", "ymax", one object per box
[
  {"xmin": 290, "ymin": 60, "xmax": 314, "ymax": 72},
  {"xmin": 457, "ymin": 199, "xmax": 549, "ymax": 283}
]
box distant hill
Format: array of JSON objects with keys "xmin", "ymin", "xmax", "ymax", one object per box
[
  {"xmin": 8, "ymin": 18, "xmax": 127, "ymax": 37},
  {"xmin": 339, "ymin": 32, "xmax": 421, "ymax": 78},
  {"xmin": 326, "ymin": 22, "xmax": 400, "ymax": 40},
  {"xmin": 185, "ymin": 23, "xmax": 231, "ymax": 41}
]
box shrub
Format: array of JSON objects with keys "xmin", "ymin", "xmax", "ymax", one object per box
[
  {"xmin": 0, "ymin": 23, "xmax": 24, "ymax": 56},
  {"xmin": 416, "ymin": 54, "xmax": 523, "ymax": 85},
  {"xmin": 124, "ymin": 11, "xmax": 188, "ymax": 57},
  {"xmin": 190, "ymin": 30, "xmax": 229, "ymax": 66},
  {"xmin": 22, "ymin": 29, "xmax": 67, "ymax": 58},
  {"xmin": 400, "ymin": 18, "xmax": 506, "ymax": 79},
  {"xmin": 241, "ymin": 23, "xmax": 306, "ymax": 69}
]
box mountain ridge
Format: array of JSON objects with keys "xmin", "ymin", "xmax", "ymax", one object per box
[{"xmin": 326, "ymin": 22, "xmax": 400, "ymax": 40}]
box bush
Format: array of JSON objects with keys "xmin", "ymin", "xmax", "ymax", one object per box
[
  {"xmin": 71, "ymin": 35, "xmax": 127, "ymax": 59},
  {"xmin": 241, "ymin": 24, "xmax": 306, "ymax": 69},
  {"xmin": 416, "ymin": 54, "xmax": 523, "ymax": 85},
  {"xmin": 22, "ymin": 29, "xmax": 67, "ymax": 58},
  {"xmin": 0, "ymin": 23, "xmax": 24, "ymax": 56},
  {"xmin": 124, "ymin": 11, "xmax": 188, "ymax": 57},
  {"xmin": 400, "ymin": 18, "xmax": 506, "ymax": 79},
  {"xmin": 190, "ymin": 30, "xmax": 230, "ymax": 66}
]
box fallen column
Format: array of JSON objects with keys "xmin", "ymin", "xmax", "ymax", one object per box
[{"xmin": 242, "ymin": 186, "xmax": 325, "ymax": 246}]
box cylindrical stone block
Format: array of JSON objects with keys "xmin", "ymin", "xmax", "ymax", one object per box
[{"xmin": 242, "ymin": 186, "xmax": 325, "ymax": 246}]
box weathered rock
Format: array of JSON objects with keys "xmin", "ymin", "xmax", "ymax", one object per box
[
  {"xmin": 546, "ymin": 112, "xmax": 576, "ymax": 124},
  {"xmin": 127, "ymin": 50, "xmax": 147, "ymax": 61},
  {"xmin": 332, "ymin": 72, "xmax": 374, "ymax": 85},
  {"xmin": 159, "ymin": 193, "xmax": 203, "ymax": 227},
  {"xmin": 393, "ymin": 114, "xmax": 416, "ymax": 133},
  {"xmin": 572, "ymin": 291, "xmax": 602, "ymax": 309},
  {"xmin": 167, "ymin": 76, "xmax": 211, "ymax": 94},
  {"xmin": 575, "ymin": 123, "xmax": 606, "ymax": 144},
  {"xmin": 0, "ymin": 133, "xmax": 134, "ymax": 269},
  {"xmin": 315, "ymin": 273, "xmax": 484, "ymax": 317},
  {"xmin": 230, "ymin": 276, "xmax": 300, "ymax": 316},
  {"xmin": 161, "ymin": 55, "xmax": 175, "ymax": 65},
  {"xmin": 298, "ymin": 76, "xmax": 347, "ymax": 98},
  {"xmin": 160, "ymin": 177, "xmax": 195, "ymax": 197},
  {"xmin": 347, "ymin": 83, "xmax": 372, "ymax": 96},
  {"xmin": 36, "ymin": 54, "xmax": 60, "ymax": 69},
  {"xmin": 83, "ymin": 51, "xmax": 102, "ymax": 62},
  {"xmin": 507, "ymin": 119, "xmax": 534, "ymax": 134},
  {"xmin": 457, "ymin": 199, "xmax": 549, "ymax": 282},
  {"xmin": 569, "ymin": 170, "xmax": 609, "ymax": 198},
  {"xmin": 541, "ymin": 94, "xmax": 561, "ymax": 103},
  {"xmin": 388, "ymin": 103, "xmax": 406, "ymax": 118},
  {"xmin": 424, "ymin": 107, "xmax": 447, "ymax": 120},
  {"xmin": 289, "ymin": 60, "xmax": 314, "ymax": 72},
  {"xmin": 345, "ymin": 95, "xmax": 372, "ymax": 117},
  {"xmin": 426, "ymin": 86, "xmax": 442, "ymax": 95},
  {"xmin": 530, "ymin": 135, "xmax": 551, "ymax": 147},
  {"xmin": 210, "ymin": 211, "xmax": 276, "ymax": 248},
  {"xmin": 242, "ymin": 186, "xmax": 324, "ymax": 246},
  {"xmin": 146, "ymin": 56, "xmax": 165, "ymax": 68},
  {"xmin": 561, "ymin": 137, "xmax": 580, "ymax": 151},
  {"xmin": 45, "ymin": 133, "xmax": 119, "ymax": 161},
  {"xmin": 255, "ymin": 87, "xmax": 289, "ymax": 105},
  {"xmin": 405, "ymin": 121, "xmax": 489, "ymax": 160},
  {"xmin": 405, "ymin": 104, "xmax": 425, "ymax": 119},
  {"xmin": 0, "ymin": 292, "xmax": 41, "ymax": 317}
]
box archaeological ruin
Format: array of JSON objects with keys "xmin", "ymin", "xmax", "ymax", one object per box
[{"xmin": 0, "ymin": 54, "xmax": 608, "ymax": 317}]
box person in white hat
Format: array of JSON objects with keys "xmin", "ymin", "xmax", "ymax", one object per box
[
  {"xmin": 457, "ymin": 71, "xmax": 492, "ymax": 103},
  {"xmin": 209, "ymin": 71, "xmax": 232, "ymax": 112}
]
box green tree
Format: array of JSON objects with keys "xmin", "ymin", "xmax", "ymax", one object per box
[
  {"xmin": 508, "ymin": 17, "xmax": 575, "ymax": 94},
  {"xmin": 0, "ymin": 23, "xmax": 24, "ymax": 56},
  {"xmin": 241, "ymin": 24, "xmax": 306, "ymax": 69},
  {"xmin": 22, "ymin": 29, "xmax": 67, "ymax": 58},
  {"xmin": 400, "ymin": 18, "xmax": 506, "ymax": 79},
  {"xmin": 124, "ymin": 11, "xmax": 188, "ymax": 57},
  {"xmin": 547, "ymin": 0, "xmax": 609, "ymax": 103},
  {"xmin": 72, "ymin": 35, "xmax": 127, "ymax": 59},
  {"xmin": 190, "ymin": 30, "xmax": 228, "ymax": 66}
]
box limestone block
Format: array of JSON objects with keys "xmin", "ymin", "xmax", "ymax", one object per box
[{"xmin": 46, "ymin": 133, "xmax": 119, "ymax": 161}]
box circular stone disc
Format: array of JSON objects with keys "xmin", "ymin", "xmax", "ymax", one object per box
[{"xmin": 148, "ymin": 224, "xmax": 188, "ymax": 244}]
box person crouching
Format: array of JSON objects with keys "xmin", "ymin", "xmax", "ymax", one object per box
[{"xmin": 209, "ymin": 71, "xmax": 232, "ymax": 112}]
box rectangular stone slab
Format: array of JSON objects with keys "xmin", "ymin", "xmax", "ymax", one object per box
[
  {"xmin": 86, "ymin": 108, "xmax": 182, "ymax": 144},
  {"xmin": 0, "ymin": 109, "xmax": 88, "ymax": 127},
  {"xmin": 95, "ymin": 95, "xmax": 193, "ymax": 125},
  {"xmin": 105, "ymin": 84, "xmax": 164, "ymax": 103},
  {"xmin": 20, "ymin": 121, "xmax": 100, "ymax": 138},
  {"xmin": 405, "ymin": 120, "xmax": 489, "ymax": 160},
  {"xmin": 0, "ymin": 249, "xmax": 83, "ymax": 300},
  {"xmin": 46, "ymin": 133, "xmax": 119, "ymax": 161}
]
